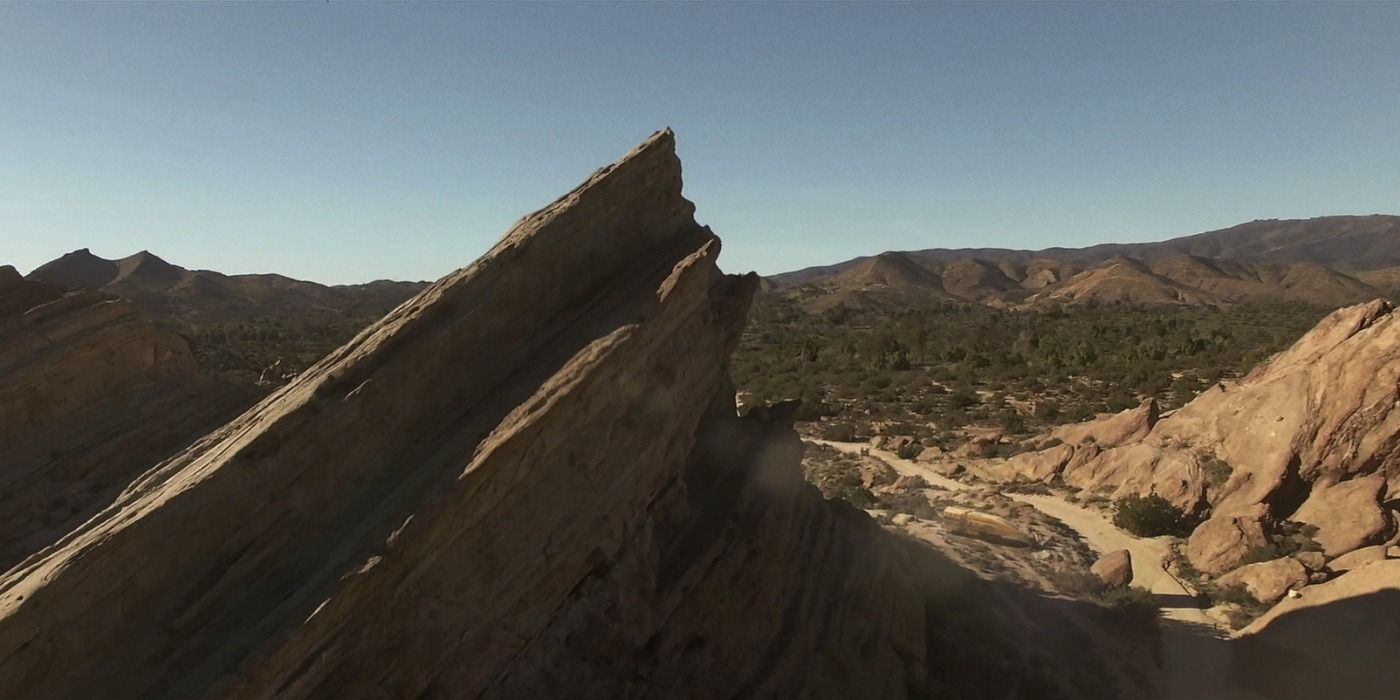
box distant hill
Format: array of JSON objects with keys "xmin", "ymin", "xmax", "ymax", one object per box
[
  {"xmin": 26, "ymin": 249, "xmax": 429, "ymax": 380},
  {"xmin": 770, "ymin": 215, "xmax": 1398, "ymax": 309}
]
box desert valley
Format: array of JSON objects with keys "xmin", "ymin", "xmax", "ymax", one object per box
[{"xmin": 2, "ymin": 131, "xmax": 1397, "ymax": 698}]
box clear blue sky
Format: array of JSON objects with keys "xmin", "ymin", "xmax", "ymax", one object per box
[{"xmin": 3, "ymin": 3, "xmax": 1398, "ymax": 284}]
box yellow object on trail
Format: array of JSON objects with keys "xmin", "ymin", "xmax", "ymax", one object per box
[{"xmin": 942, "ymin": 506, "xmax": 1035, "ymax": 547}]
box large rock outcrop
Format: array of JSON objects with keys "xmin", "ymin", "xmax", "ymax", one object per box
[
  {"xmin": 0, "ymin": 271, "xmax": 261, "ymax": 569},
  {"xmin": 1231, "ymin": 560, "xmax": 1400, "ymax": 700},
  {"xmin": 992, "ymin": 299, "xmax": 1400, "ymax": 578},
  {"xmin": 0, "ymin": 132, "xmax": 1150, "ymax": 699}
]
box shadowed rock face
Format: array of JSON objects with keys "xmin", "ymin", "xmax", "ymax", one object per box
[
  {"xmin": 0, "ymin": 272, "xmax": 262, "ymax": 570},
  {"xmin": 0, "ymin": 131, "xmax": 1164, "ymax": 700}
]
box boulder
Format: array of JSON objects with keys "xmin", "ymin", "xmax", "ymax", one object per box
[
  {"xmin": 859, "ymin": 458, "xmax": 898, "ymax": 488},
  {"xmin": 1090, "ymin": 549, "xmax": 1133, "ymax": 588},
  {"xmin": 1215, "ymin": 557, "xmax": 1309, "ymax": 605},
  {"xmin": 892, "ymin": 475, "xmax": 927, "ymax": 491},
  {"xmin": 1327, "ymin": 545, "xmax": 1388, "ymax": 572},
  {"xmin": 988, "ymin": 443, "xmax": 1072, "ymax": 482},
  {"xmin": 1233, "ymin": 560, "xmax": 1400, "ymax": 700},
  {"xmin": 1049, "ymin": 398, "xmax": 1159, "ymax": 448},
  {"xmin": 1292, "ymin": 475, "xmax": 1390, "ymax": 556},
  {"xmin": 1186, "ymin": 505, "xmax": 1271, "ymax": 575},
  {"xmin": 928, "ymin": 461, "xmax": 965, "ymax": 478}
]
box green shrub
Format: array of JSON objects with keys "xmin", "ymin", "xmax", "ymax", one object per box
[
  {"xmin": 1202, "ymin": 456, "xmax": 1234, "ymax": 489},
  {"xmin": 820, "ymin": 422, "xmax": 857, "ymax": 442},
  {"xmin": 1048, "ymin": 569, "xmax": 1105, "ymax": 598},
  {"xmin": 1112, "ymin": 494, "xmax": 1193, "ymax": 537}
]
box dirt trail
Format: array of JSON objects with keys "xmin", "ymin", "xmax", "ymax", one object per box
[{"xmin": 812, "ymin": 439, "xmax": 1250, "ymax": 699}]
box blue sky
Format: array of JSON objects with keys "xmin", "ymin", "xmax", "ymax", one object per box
[{"xmin": 2, "ymin": 3, "xmax": 1398, "ymax": 284}]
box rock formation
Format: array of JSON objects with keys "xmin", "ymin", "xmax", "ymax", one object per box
[
  {"xmin": 1231, "ymin": 560, "xmax": 1400, "ymax": 700},
  {"xmin": 1091, "ymin": 549, "xmax": 1133, "ymax": 588},
  {"xmin": 0, "ymin": 132, "xmax": 1153, "ymax": 699},
  {"xmin": 0, "ymin": 271, "xmax": 261, "ymax": 570},
  {"xmin": 986, "ymin": 298, "xmax": 1400, "ymax": 591}
]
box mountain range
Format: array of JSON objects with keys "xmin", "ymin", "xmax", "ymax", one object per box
[
  {"xmin": 771, "ymin": 215, "xmax": 1400, "ymax": 309},
  {"xmin": 27, "ymin": 248, "xmax": 427, "ymax": 325}
]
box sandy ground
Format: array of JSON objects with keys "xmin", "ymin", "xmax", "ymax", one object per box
[{"xmin": 810, "ymin": 438, "xmax": 1254, "ymax": 699}]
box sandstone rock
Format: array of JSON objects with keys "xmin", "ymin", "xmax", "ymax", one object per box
[
  {"xmin": 0, "ymin": 131, "xmax": 1150, "ymax": 700},
  {"xmin": 859, "ymin": 457, "xmax": 898, "ymax": 488},
  {"xmin": 928, "ymin": 461, "xmax": 965, "ymax": 478},
  {"xmin": 1091, "ymin": 549, "xmax": 1133, "ymax": 588},
  {"xmin": 1292, "ymin": 475, "xmax": 1390, "ymax": 556},
  {"xmin": 1233, "ymin": 560, "xmax": 1400, "ymax": 700},
  {"xmin": 1187, "ymin": 506, "xmax": 1271, "ymax": 575},
  {"xmin": 1049, "ymin": 398, "xmax": 1159, "ymax": 448},
  {"xmin": 891, "ymin": 513, "xmax": 916, "ymax": 525},
  {"xmin": 1062, "ymin": 442, "xmax": 1206, "ymax": 515},
  {"xmin": 986, "ymin": 443, "xmax": 1072, "ymax": 482},
  {"xmin": 1389, "ymin": 545, "xmax": 1400, "ymax": 559},
  {"xmin": 954, "ymin": 435, "xmax": 995, "ymax": 458},
  {"xmin": 893, "ymin": 475, "xmax": 927, "ymax": 491},
  {"xmin": 1327, "ymin": 545, "xmax": 1388, "ymax": 572},
  {"xmin": 1215, "ymin": 557, "xmax": 1309, "ymax": 605},
  {"xmin": 0, "ymin": 275, "xmax": 261, "ymax": 569}
]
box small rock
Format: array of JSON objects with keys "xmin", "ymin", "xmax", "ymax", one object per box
[
  {"xmin": 1388, "ymin": 545, "xmax": 1400, "ymax": 559},
  {"xmin": 1091, "ymin": 549, "xmax": 1133, "ymax": 588},
  {"xmin": 891, "ymin": 513, "xmax": 916, "ymax": 526}
]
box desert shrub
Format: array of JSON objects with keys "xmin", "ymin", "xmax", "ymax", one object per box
[
  {"xmin": 876, "ymin": 491, "xmax": 940, "ymax": 520},
  {"xmin": 896, "ymin": 443, "xmax": 924, "ymax": 460},
  {"xmin": 1209, "ymin": 583, "xmax": 1257, "ymax": 607},
  {"xmin": 1112, "ymin": 494, "xmax": 1193, "ymax": 537},
  {"xmin": 1001, "ymin": 481, "xmax": 1052, "ymax": 496},
  {"xmin": 820, "ymin": 421, "xmax": 857, "ymax": 442},
  {"xmin": 1102, "ymin": 586, "xmax": 1160, "ymax": 628},
  {"xmin": 1048, "ymin": 569, "xmax": 1105, "ymax": 598},
  {"xmin": 999, "ymin": 413, "xmax": 1027, "ymax": 434},
  {"xmin": 1242, "ymin": 521, "xmax": 1321, "ymax": 563},
  {"xmin": 1202, "ymin": 456, "xmax": 1233, "ymax": 489}
]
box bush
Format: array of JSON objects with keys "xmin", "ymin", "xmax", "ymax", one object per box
[
  {"xmin": 896, "ymin": 443, "xmax": 924, "ymax": 460},
  {"xmin": 1048, "ymin": 569, "xmax": 1106, "ymax": 598},
  {"xmin": 1202, "ymin": 456, "xmax": 1233, "ymax": 489},
  {"xmin": 1112, "ymin": 494, "xmax": 1193, "ymax": 537},
  {"xmin": 820, "ymin": 422, "xmax": 857, "ymax": 442},
  {"xmin": 1102, "ymin": 586, "xmax": 1160, "ymax": 628}
]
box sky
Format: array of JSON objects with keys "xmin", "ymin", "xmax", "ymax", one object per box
[{"xmin": 2, "ymin": 3, "xmax": 1398, "ymax": 284}]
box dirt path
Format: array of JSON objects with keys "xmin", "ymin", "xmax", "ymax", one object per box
[{"xmin": 811, "ymin": 439, "xmax": 1246, "ymax": 699}]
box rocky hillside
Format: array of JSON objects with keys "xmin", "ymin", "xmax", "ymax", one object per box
[
  {"xmin": 772, "ymin": 215, "xmax": 1398, "ymax": 309},
  {"xmin": 0, "ymin": 267, "xmax": 263, "ymax": 570},
  {"xmin": 984, "ymin": 299, "xmax": 1399, "ymax": 607},
  {"xmin": 0, "ymin": 132, "xmax": 1161, "ymax": 699},
  {"xmin": 27, "ymin": 248, "xmax": 427, "ymax": 380}
]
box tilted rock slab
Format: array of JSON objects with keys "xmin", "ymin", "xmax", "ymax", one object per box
[
  {"xmin": 0, "ymin": 132, "xmax": 1138, "ymax": 699},
  {"xmin": 0, "ymin": 271, "xmax": 260, "ymax": 570}
]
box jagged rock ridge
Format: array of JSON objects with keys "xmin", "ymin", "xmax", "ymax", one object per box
[{"xmin": 0, "ymin": 131, "xmax": 1153, "ymax": 699}]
